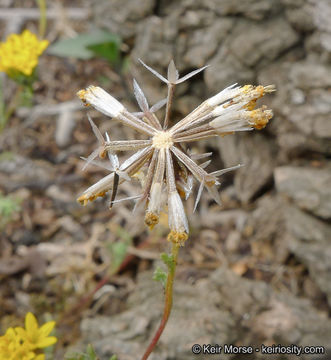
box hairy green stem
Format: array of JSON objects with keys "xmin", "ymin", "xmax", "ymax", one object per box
[{"xmin": 140, "ymin": 243, "xmax": 180, "ymax": 360}]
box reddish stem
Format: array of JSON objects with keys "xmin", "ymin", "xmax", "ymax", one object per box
[{"xmin": 140, "ymin": 244, "xmax": 179, "ymax": 360}]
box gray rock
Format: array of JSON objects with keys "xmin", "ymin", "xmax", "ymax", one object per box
[
  {"xmin": 80, "ymin": 267, "xmax": 331, "ymax": 360},
  {"xmin": 285, "ymin": 206, "xmax": 331, "ymax": 305},
  {"xmin": 312, "ymin": 0, "xmax": 331, "ymax": 33},
  {"xmin": 229, "ymin": 17, "xmax": 299, "ymax": 67},
  {"xmin": 92, "ymin": 0, "xmax": 155, "ymax": 39},
  {"xmin": 283, "ymin": 0, "xmax": 315, "ymax": 32},
  {"xmin": 132, "ymin": 15, "xmax": 178, "ymax": 70},
  {"xmin": 286, "ymin": 205, "xmax": 331, "ymax": 244},
  {"xmin": 216, "ymin": 133, "xmax": 277, "ymax": 203},
  {"xmin": 274, "ymin": 165, "xmax": 331, "ymax": 219},
  {"xmin": 281, "ymin": 89, "xmax": 331, "ymax": 139},
  {"xmin": 258, "ymin": 60, "xmax": 331, "ymax": 154},
  {"xmin": 80, "ymin": 270, "xmax": 235, "ymax": 360},
  {"xmin": 178, "ymin": 9, "xmax": 216, "ymax": 29},
  {"xmin": 190, "ymin": 0, "xmax": 282, "ymax": 20},
  {"xmin": 205, "ymin": 50, "xmax": 255, "ymax": 94},
  {"xmin": 182, "ymin": 19, "xmax": 234, "ymax": 68},
  {"xmin": 289, "ymin": 61, "xmax": 331, "ymax": 89},
  {"xmin": 248, "ymin": 195, "xmax": 290, "ymax": 263}
]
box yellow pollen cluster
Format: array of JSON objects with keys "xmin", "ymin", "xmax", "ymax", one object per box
[
  {"xmin": 254, "ymin": 85, "xmax": 265, "ymax": 98},
  {"xmin": 167, "ymin": 231, "xmax": 188, "ymax": 246},
  {"xmin": 152, "ymin": 131, "xmax": 173, "ymax": 149},
  {"xmin": 144, "ymin": 212, "xmax": 159, "ymax": 229},
  {"xmin": 250, "ymin": 107, "xmax": 273, "ymax": 130},
  {"xmin": 77, "ymin": 191, "xmax": 107, "ymax": 206},
  {"xmin": 245, "ymin": 99, "xmax": 257, "ymax": 111},
  {"xmin": 241, "ymin": 85, "xmax": 265, "ymax": 99},
  {"xmin": 0, "ymin": 30, "xmax": 49, "ymax": 77},
  {"xmin": 241, "ymin": 85, "xmax": 253, "ymax": 94}
]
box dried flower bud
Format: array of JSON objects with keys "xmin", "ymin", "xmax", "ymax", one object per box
[
  {"xmin": 77, "ymin": 86, "xmax": 124, "ymax": 118},
  {"xmin": 167, "ymin": 191, "xmax": 188, "ymax": 246}
]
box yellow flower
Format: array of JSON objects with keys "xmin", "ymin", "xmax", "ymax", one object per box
[
  {"xmin": 0, "ymin": 328, "xmax": 35, "ymax": 360},
  {"xmin": 15, "ymin": 312, "xmax": 57, "ymax": 350},
  {"xmin": 0, "ymin": 30, "xmax": 49, "ymax": 77}
]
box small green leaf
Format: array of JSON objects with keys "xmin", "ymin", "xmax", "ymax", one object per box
[
  {"xmin": 86, "ymin": 345, "xmax": 98, "ymax": 359},
  {"xmin": 65, "ymin": 344, "xmax": 100, "ymax": 360},
  {"xmin": 106, "ymin": 240, "xmax": 129, "ymax": 275},
  {"xmin": 109, "ymin": 356, "xmax": 118, "ymax": 360},
  {"xmin": 115, "ymin": 226, "xmax": 133, "ymax": 243},
  {"xmin": 122, "ymin": 56, "xmax": 131, "ymax": 74},
  {"xmin": 0, "ymin": 193, "xmax": 21, "ymax": 229},
  {"xmin": 48, "ymin": 29, "xmax": 121, "ymax": 60},
  {"xmin": 87, "ymin": 42, "xmax": 120, "ymax": 65},
  {"xmin": 153, "ymin": 267, "xmax": 168, "ymax": 287},
  {"xmin": 160, "ymin": 253, "xmax": 174, "ymax": 268},
  {"xmin": 0, "ymin": 151, "xmax": 15, "ymax": 161},
  {"xmin": 111, "ymin": 242, "xmax": 128, "ymax": 268}
]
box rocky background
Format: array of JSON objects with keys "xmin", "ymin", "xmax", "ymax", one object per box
[{"xmin": 0, "ymin": 0, "xmax": 330, "ymax": 359}]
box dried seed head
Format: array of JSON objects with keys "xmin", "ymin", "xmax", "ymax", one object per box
[
  {"xmin": 152, "ymin": 131, "xmax": 174, "ymax": 149},
  {"xmin": 77, "ymin": 59, "xmax": 275, "ymax": 245}
]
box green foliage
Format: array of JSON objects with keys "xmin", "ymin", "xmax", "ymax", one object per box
[
  {"xmin": 87, "ymin": 42, "xmax": 120, "ymax": 66},
  {"xmin": 0, "ymin": 193, "xmax": 21, "ymax": 228},
  {"xmin": 107, "ymin": 241, "xmax": 128, "ymax": 274},
  {"xmin": 106, "ymin": 225, "xmax": 132, "ymax": 275},
  {"xmin": 160, "ymin": 252, "xmax": 175, "ymax": 271},
  {"xmin": 48, "ymin": 29, "xmax": 121, "ymax": 64},
  {"xmin": 154, "ymin": 252, "xmax": 176, "ymax": 288},
  {"xmin": 0, "ymin": 151, "xmax": 15, "ymax": 161},
  {"xmin": 0, "ymin": 71, "xmax": 34, "ymax": 132},
  {"xmin": 65, "ymin": 344, "xmax": 117, "ymax": 360},
  {"xmin": 153, "ymin": 267, "xmax": 168, "ymax": 288}
]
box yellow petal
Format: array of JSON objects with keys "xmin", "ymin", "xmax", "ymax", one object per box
[
  {"xmin": 25, "ymin": 312, "xmax": 38, "ymax": 334},
  {"xmin": 39, "ymin": 321, "xmax": 55, "ymax": 337},
  {"xmin": 36, "ymin": 336, "xmax": 57, "ymax": 348},
  {"xmin": 14, "ymin": 326, "xmax": 28, "ymax": 341}
]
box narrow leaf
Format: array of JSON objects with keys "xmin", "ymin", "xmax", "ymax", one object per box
[
  {"xmin": 138, "ymin": 59, "xmax": 168, "ymax": 84},
  {"xmin": 176, "ymin": 65, "xmax": 209, "ymax": 84},
  {"xmin": 133, "ymin": 79, "xmax": 149, "ymax": 112}
]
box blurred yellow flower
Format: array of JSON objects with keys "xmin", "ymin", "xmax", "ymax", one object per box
[
  {"xmin": 15, "ymin": 312, "xmax": 57, "ymax": 350},
  {"xmin": 0, "ymin": 312, "xmax": 57, "ymax": 360},
  {"xmin": 0, "ymin": 328, "xmax": 35, "ymax": 360},
  {"xmin": 0, "ymin": 30, "xmax": 49, "ymax": 77}
]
